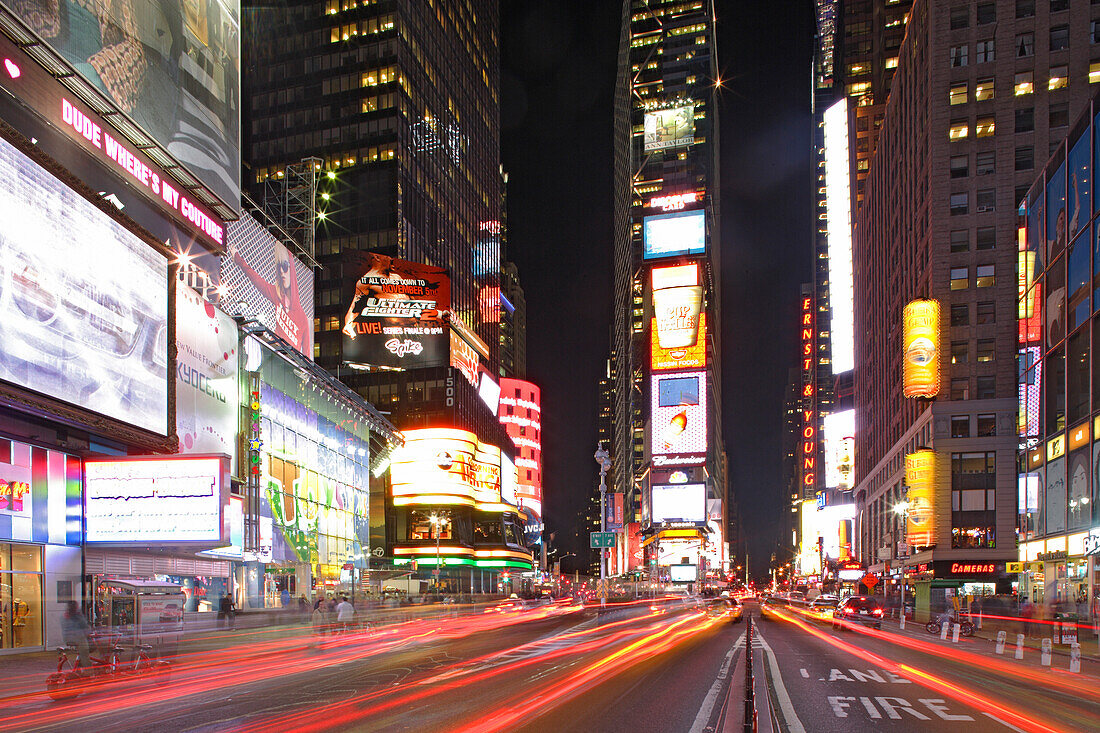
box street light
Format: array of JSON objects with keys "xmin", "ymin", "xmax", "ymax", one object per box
[
  {"xmin": 594, "ymin": 443, "xmax": 612, "ymax": 602},
  {"xmin": 893, "ymin": 500, "xmax": 910, "ymax": 629}
]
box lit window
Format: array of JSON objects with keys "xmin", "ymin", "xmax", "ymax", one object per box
[
  {"xmin": 1091, "ymin": 61, "xmax": 1100, "ymax": 84},
  {"xmin": 949, "ymin": 120, "xmax": 969, "ymax": 140},
  {"xmin": 847, "ymin": 81, "xmax": 871, "ymax": 95},
  {"xmin": 885, "ymin": 57, "xmax": 898, "ymax": 69},
  {"xmin": 975, "ymin": 116, "xmax": 995, "ymax": 137},
  {"xmin": 951, "ymin": 267, "xmax": 969, "ymax": 290},
  {"xmin": 976, "ymin": 264, "xmax": 995, "ymax": 287},
  {"xmin": 1014, "ymin": 71, "xmax": 1034, "ymax": 95},
  {"xmin": 976, "ymin": 339, "xmax": 995, "ymax": 362},
  {"xmin": 975, "ymin": 77, "xmax": 994, "ymax": 101},
  {"xmin": 849, "ymin": 63, "xmax": 868, "ymax": 75},
  {"xmin": 950, "ymin": 83, "xmax": 968, "ymax": 105},
  {"xmin": 1049, "ymin": 66, "xmax": 1068, "ymax": 90}
]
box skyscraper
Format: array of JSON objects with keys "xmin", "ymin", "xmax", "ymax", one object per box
[
  {"xmin": 853, "ymin": 0, "xmax": 1096, "ymax": 612},
  {"xmin": 243, "ymin": 1, "xmax": 532, "ymax": 582},
  {"xmin": 610, "ymin": 0, "xmax": 728, "ymax": 579}
]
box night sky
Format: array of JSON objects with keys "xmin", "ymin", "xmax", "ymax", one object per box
[{"xmin": 500, "ymin": 1, "xmax": 814, "ymax": 578}]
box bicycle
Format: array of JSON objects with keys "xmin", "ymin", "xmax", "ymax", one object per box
[
  {"xmin": 45, "ymin": 643, "xmax": 125, "ymax": 701},
  {"xmin": 926, "ymin": 615, "xmax": 975, "ymax": 637},
  {"xmin": 115, "ymin": 643, "xmax": 172, "ymax": 681}
]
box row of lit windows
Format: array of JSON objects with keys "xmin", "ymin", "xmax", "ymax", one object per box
[
  {"xmin": 254, "ymin": 144, "xmax": 397, "ymax": 183},
  {"xmin": 330, "ymin": 14, "xmax": 395, "ymax": 43},
  {"xmin": 667, "ymin": 23, "xmax": 706, "ymax": 37},
  {"xmin": 950, "ymin": 67, "xmax": 1086, "ymax": 107},
  {"xmin": 630, "ymin": 2, "xmax": 704, "ymax": 23},
  {"xmin": 325, "ymin": 0, "xmax": 379, "ymax": 15},
  {"xmin": 951, "ymin": 104, "xmax": 1070, "ymax": 143}
]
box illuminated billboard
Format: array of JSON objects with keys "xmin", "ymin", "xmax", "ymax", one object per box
[
  {"xmin": 341, "ymin": 253, "xmax": 450, "ymax": 370},
  {"xmin": 653, "ymin": 286, "xmax": 703, "ymax": 349},
  {"xmin": 651, "ymin": 263, "xmax": 699, "ymax": 290},
  {"xmin": 822, "ymin": 409, "xmax": 855, "ymax": 491},
  {"xmin": 85, "ymin": 455, "xmax": 230, "ymax": 545},
  {"xmin": 390, "ymin": 428, "xmax": 506, "ymax": 508},
  {"xmin": 652, "ymin": 483, "xmax": 706, "ymax": 525},
  {"xmin": 651, "ymin": 314, "xmax": 707, "ymax": 371},
  {"xmin": 223, "ymin": 213, "xmax": 315, "ymax": 357},
  {"xmin": 0, "ymin": 135, "xmax": 168, "ymax": 434},
  {"xmin": 903, "ymin": 299, "xmax": 940, "ymax": 398},
  {"xmin": 11, "ymin": 0, "xmax": 242, "ymax": 209},
  {"xmin": 651, "ymin": 371, "xmax": 707, "ymax": 460},
  {"xmin": 905, "ymin": 450, "xmax": 935, "ymax": 548},
  {"xmin": 670, "ymin": 564, "xmax": 697, "ymax": 583},
  {"xmin": 643, "ymin": 106, "xmax": 695, "ymax": 151},
  {"xmin": 823, "ymin": 97, "xmax": 854, "ymax": 374},
  {"xmin": 498, "ymin": 379, "xmax": 542, "ymax": 515},
  {"xmin": 643, "ymin": 210, "xmax": 706, "ymax": 260},
  {"xmin": 176, "ymin": 284, "xmax": 239, "ymax": 471}
]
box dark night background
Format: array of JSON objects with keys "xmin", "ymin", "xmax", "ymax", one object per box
[{"xmin": 500, "ymin": 1, "xmax": 814, "ymax": 578}]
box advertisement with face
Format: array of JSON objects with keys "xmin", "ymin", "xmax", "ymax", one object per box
[
  {"xmin": 84, "ymin": 455, "xmax": 230, "ymax": 545},
  {"xmin": 643, "ymin": 106, "xmax": 695, "ymax": 151},
  {"xmin": 0, "ymin": 135, "xmax": 168, "ymax": 434},
  {"xmin": 342, "ymin": 252, "xmax": 450, "ymax": 370},
  {"xmin": 822, "ymin": 410, "xmax": 855, "ymax": 490},
  {"xmin": 10, "ymin": 0, "xmax": 242, "ymax": 209},
  {"xmin": 651, "ymin": 372, "xmax": 707, "ymax": 459},
  {"xmin": 222, "ymin": 213, "xmax": 314, "ymax": 357},
  {"xmin": 176, "ymin": 283, "xmax": 238, "ymax": 470},
  {"xmin": 651, "ymin": 483, "xmax": 706, "ymax": 525},
  {"xmin": 643, "ymin": 210, "xmax": 706, "ymax": 260}
]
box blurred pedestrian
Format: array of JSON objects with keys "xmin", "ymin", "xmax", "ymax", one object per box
[
  {"xmin": 61, "ymin": 602, "xmax": 91, "ymax": 669},
  {"xmin": 298, "ymin": 594, "xmax": 310, "ymax": 623},
  {"xmin": 219, "ymin": 593, "xmax": 235, "ymax": 629},
  {"xmin": 311, "ymin": 598, "xmax": 328, "ymax": 643},
  {"xmin": 335, "ymin": 595, "xmax": 355, "ymax": 631}
]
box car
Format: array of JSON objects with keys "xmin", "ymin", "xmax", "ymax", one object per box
[
  {"xmin": 759, "ymin": 595, "xmax": 789, "ymax": 621},
  {"xmin": 806, "ymin": 597, "xmax": 838, "ymax": 623},
  {"xmin": 832, "ymin": 596, "xmax": 884, "ymax": 630},
  {"xmin": 704, "ymin": 597, "xmax": 744, "ymax": 624}
]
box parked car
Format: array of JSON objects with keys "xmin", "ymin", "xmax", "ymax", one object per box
[{"xmin": 832, "ymin": 596, "xmax": 884, "ymax": 630}]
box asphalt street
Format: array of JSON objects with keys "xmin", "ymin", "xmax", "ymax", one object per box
[{"xmin": 752, "ymin": 601, "xmax": 1100, "ymax": 732}]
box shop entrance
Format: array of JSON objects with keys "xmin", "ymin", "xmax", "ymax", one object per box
[{"xmin": 0, "ymin": 543, "xmax": 43, "ymax": 651}]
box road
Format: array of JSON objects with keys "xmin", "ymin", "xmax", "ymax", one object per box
[
  {"xmin": 754, "ymin": 601, "xmax": 1100, "ymax": 732},
  {"xmin": 4, "ymin": 599, "xmax": 1097, "ymax": 732},
  {"xmin": 0, "ymin": 600, "xmax": 745, "ymax": 733}
]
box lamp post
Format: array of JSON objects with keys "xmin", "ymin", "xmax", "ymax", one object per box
[
  {"xmin": 893, "ymin": 500, "xmax": 909, "ymax": 628},
  {"xmin": 594, "ymin": 443, "xmax": 612, "ymax": 603}
]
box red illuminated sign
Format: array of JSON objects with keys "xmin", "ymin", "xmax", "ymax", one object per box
[
  {"xmin": 648, "ymin": 192, "xmax": 699, "ymax": 211},
  {"xmin": 949, "ymin": 563, "xmax": 995, "ymax": 575},
  {"xmin": 800, "ymin": 296, "xmax": 817, "ymax": 490}
]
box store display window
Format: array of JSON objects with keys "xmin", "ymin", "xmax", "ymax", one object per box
[{"xmin": 0, "ymin": 543, "xmax": 43, "ymax": 650}]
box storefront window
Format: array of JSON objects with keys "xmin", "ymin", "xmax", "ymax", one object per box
[
  {"xmin": 0, "ymin": 543, "xmax": 44, "ymax": 650},
  {"xmin": 1046, "ymin": 456, "xmax": 1067, "ymax": 535},
  {"xmin": 410, "ymin": 510, "xmax": 453, "ymax": 541},
  {"xmin": 1067, "ymin": 448, "xmax": 1090, "ymax": 530}
]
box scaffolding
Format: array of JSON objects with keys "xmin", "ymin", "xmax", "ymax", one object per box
[{"xmin": 260, "ymin": 157, "xmax": 322, "ymax": 260}]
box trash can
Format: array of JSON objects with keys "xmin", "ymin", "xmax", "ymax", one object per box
[{"xmin": 1054, "ymin": 613, "xmax": 1079, "ymax": 645}]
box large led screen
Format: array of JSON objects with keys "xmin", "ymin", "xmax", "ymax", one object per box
[
  {"xmin": 670, "ymin": 564, "xmax": 696, "ymax": 583},
  {"xmin": 223, "ymin": 213, "xmax": 314, "ymax": 357},
  {"xmin": 176, "ymin": 283, "xmax": 239, "ymax": 470},
  {"xmin": 0, "ymin": 135, "xmax": 168, "ymax": 433},
  {"xmin": 822, "ymin": 409, "xmax": 855, "ymax": 490},
  {"xmin": 390, "ymin": 428, "xmax": 503, "ymax": 507},
  {"xmin": 11, "ymin": 0, "xmax": 241, "ymax": 208},
  {"xmin": 85, "ymin": 455, "xmax": 230, "ymax": 544},
  {"xmin": 643, "ymin": 106, "xmax": 695, "ymax": 151},
  {"xmin": 342, "ymin": 252, "xmax": 450, "ymax": 370},
  {"xmin": 651, "ymin": 371, "xmax": 707, "ymax": 460},
  {"xmin": 823, "ymin": 98, "xmax": 854, "ymax": 374},
  {"xmin": 652, "ymin": 483, "xmax": 706, "ymax": 525},
  {"xmin": 643, "ymin": 210, "xmax": 706, "ymax": 260}
]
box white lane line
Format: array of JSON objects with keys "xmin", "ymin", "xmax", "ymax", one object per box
[
  {"xmin": 983, "ymin": 712, "xmax": 1028, "ymax": 732},
  {"xmin": 687, "ymin": 631, "xmax": 745, "ymax": 733},
  {"xmin": 755, "ymin": 629, "xmax": 808, "ymax": 733}
]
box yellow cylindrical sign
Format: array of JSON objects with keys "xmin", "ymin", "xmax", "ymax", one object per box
[
  {"xmin": 905, "ymin": 449, "xmax": 935, "ymax": 548},
  {"xmin": 903, "ymin": 299, "xmax": 940, "ymax": 398}
]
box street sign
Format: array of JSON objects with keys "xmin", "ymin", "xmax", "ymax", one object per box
[
  {"xmin": 861, "ymin": 573, "xmax": 879, "ymax": 589},
  {"xmin": 1007, "ymin": 561, "xmax": 1023, "ymax": 573},
  {"xmin": 590, "ymin": 531, "xmax": 617, "ymax": 548}
]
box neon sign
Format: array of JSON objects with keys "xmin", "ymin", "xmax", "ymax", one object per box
[
  {"xmin": 800, "ymin": 296, "xmax": 817, "ymax": 491},
  {"xmin": 648, "ymin": 192, "xmax": 699, "ymax": 211}
]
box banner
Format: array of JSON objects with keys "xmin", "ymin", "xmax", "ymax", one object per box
[
  {"xmin": 644, "ymin": 106, "xmax": 695, "ymax": 151},
  {"xmin": 905, "ymin": 450, "xmax": 935, "ymax": 548},
  {"xmin": 342, "ymin": 253, "xmax": 450, "ymax": 370},
  {"xmin": 176, "ymin": 284, "xmax": 239, "ymax": 472},
  {"xmin": 606, "ymin": 493, "xmax": 624, "ymax": 530},
  {"xmin": 903, "ymin": 299, "xmax": 940, "ymax": 398}
]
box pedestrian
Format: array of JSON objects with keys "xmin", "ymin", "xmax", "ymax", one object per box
[
  {"xmin": 280, "ymin": 588, "xmax": 291, "ymax": 610},
  {"xmin": 219, "ymin": 593, "xmax": 235, "ymax": 629},
  {"xmin": 60, "ymin": 601, "xmax": 92, "ymax": 669},
  {"xmin": 335, "ymin": 594, "xmax": 355, "ymax": 632},
  {"xmin": 311, "ymin": 598, "xmax": 328, "ymax": 643},
  {"xmin": 298, "ymin": 594, "xmax": 310, "ymax": 623}
]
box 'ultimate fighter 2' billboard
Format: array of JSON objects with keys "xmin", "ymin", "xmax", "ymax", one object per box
[{"xmin": 342, "ymin": 253, "xmax": 450, "ymax": 370}]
